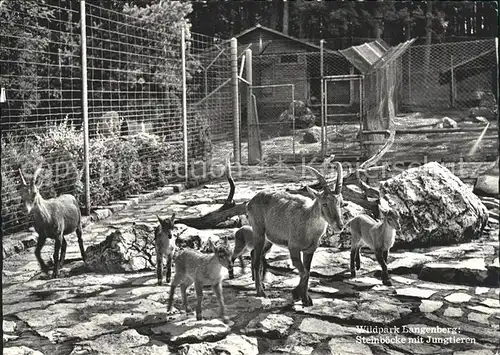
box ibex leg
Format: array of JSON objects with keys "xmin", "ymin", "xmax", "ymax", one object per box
[
  {"xmin": 301, "ymin": 251, "xmax": 314, "ymax": 306},
  {"xmin": 60, "ymin": 236, "xmax": 68, "ymax": 267},
  {"xmin": 194, "ymin": 281, "xmax": 203, "ymax": 320},
  {"xmin": 166, "ymin": 254, "xmax": 173, "ymax": 284},
  {"xmin": 212, "ymin": 283, "xmax": 229, "ymax": 323},
  {"xmin": 35, "ymin": 236, "xmax": 48, "ymax": 274},
  {"xmin": 375, "ymin": 249, "xmax": 392, "ymax": 286},
  {"xmin": 290, "ymin": 248, "xmax": 313, "ymax": 306},
  {"xmin": 156, "ymin": 251, "xmax": 164, "ymax": 286},
  {"xmin": 252, "ymin": 232, "xmax": 267, "ymax": 297},
  {"xmin": 52, "ymin": 236, "xmax": 62, "ymax": 278},
  {"xmin": 76, "ymin": 223, "xmax": 86, "ymax": 262}
]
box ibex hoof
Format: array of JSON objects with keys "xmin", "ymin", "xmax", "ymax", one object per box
[
  {"xmin": 356, "ymin": 264, "xmax": 361, "ymax": 271},
  {"xmin": 302, "ymin": 295, "xmax": 313, "ymax": 307},
  {"xmin": 383, "ymin": 279, "xmax": 392, "ymax": 286},
  {"xmin": 256, "ymin": 289, "xmax": 267, "ymax": 298},
  {"xmin": 221, "ymin": 316, "xmax": 230, "ymax": 324},
  {"xmin": 196, "ymin": 314, "xmax": 202, "ymax": 321},
  {"xmin": 292, "ymin": 287, "xmax": 301, "ymax": 301},
  {"xmin": 157, "ymin": 280, "xmax": 163, "ymax": 286},
  {"xmin": 350, "ymin": 270, "xmax": 356, "ymax": 278}
]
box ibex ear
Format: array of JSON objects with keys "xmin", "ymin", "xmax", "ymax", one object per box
[
  {"xmin": 207, "ymin": 238, "xmax": 215, "ymax": 252},
  {"xmin": 170, "ymin": 213, "xmax": 176, "ymax": 223},
  {"xmin": 156, "ymin": 214, "xmax": 162, "ymax": 223}
]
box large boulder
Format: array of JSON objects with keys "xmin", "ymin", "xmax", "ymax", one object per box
[
  {"xmin": 380, "ymin": 162, "xmax": 488, "ymax": 249},
  {"xmin": 85, "ymin": 223, "xmax": 156, "ymax": 273},
  {"xmin": 473, "ymin": 159, "xmax": 499, "ymax": 198}
]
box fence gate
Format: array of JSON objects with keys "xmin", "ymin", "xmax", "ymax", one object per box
[
  {"xmin": 245, "ymin": 84, "xmax": 295, "ymax": 164},
  {"xmin": 322, "ymin": 75, "xmax": 364, "ymax": 160}
]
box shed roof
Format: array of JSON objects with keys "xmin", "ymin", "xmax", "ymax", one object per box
[
  {"xmin": 233, "ymin": 24, "xmax": 322, "ymax": 52},
  {"xmin": 339, "ymin": 38, "xmax": 416, "ymax": 74},
  {"xmin": 439, "ymin": 48, "xmax": 495, "ymax": 83}
]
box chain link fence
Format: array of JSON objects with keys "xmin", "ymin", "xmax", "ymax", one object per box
[{"xmin": 0, "ymin": 1, "xmax": 233, "ymax": 235}]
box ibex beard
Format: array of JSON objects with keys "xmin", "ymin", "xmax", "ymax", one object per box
[{"xmin": 247, "ymin": 161, "xmax": 344, "ymax": 307}]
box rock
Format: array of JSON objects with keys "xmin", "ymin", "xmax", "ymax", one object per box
[
  {"xmin": 70, "ymin": 329, "xmax": 154, "ymax": 355},
  {"xmin": 299, "ymin": 318, "xmax": 368, "ymax": 337},
  {"xmin": 326, "ymin": 337, "xmax": 373, "ymax": 355},
  {"xmin": 444, "ymin": 292, "xmax": 472, "ymax": 304},
  {"xmin": 151, "ymin": 318, "xmax": 230, "ymax": 345},
  {"xmin": 345, "ymin": 277, "xmax": 383, "ymax": 287},
  {"xmin": 395, "ymin": 287, "xmax": 436, "ymax": 299},
  {"xmin": 3, "ymin": 346, "xmax": 44, "ymax": 355},
  {"xmin": 380, "ymin": 162, "xmax": 489, "ymax": 249},
  {"xmin": 469, "ymin": 107, "xmax": 498, "ymax": 121},
  {"xmin": 473, "ymin": 159, "xmax": 499, "ymax": 198},
  {"xmin": 419, "ymin": 300, "xmax": 443, "ymax": 313},
  {"xmin": 419, "ymin": 258, "xmax": 495, "ymax": 286},
  {"xmin": 467, "ymin": 305, "xmax": 500, "ymax": 314},
  {"xmin": 467, "ymin": 312, "xmax": 490, "ymax": 325},
  {"xmin": 85, "ymin": 223, "xmax": 156, "ymax": 272},
  {"xmin": 302, "ymin": 127, "xmax": 321, "ymax": 144},
  {"xmin": 294, "ymin": 295, "xmax": 411, "ymax": 324},
  {"xmin": 391, "ymin": 276, "xmax": 416, "ymax": 285},
  {"xmin": 480, "ymin": 298, "xmax": 500, "ymax": 308},
  {"xmin": 443, "ymin": 307, "xmax": 463, "ymax": 317},
  {"xmin": 388, "ymin": 253, "xmax": 435, "ymax": 274},
  {"xmin": 244, "ymin": 313, "xmax": 294, "ymax": 338},
  {"xmin": 3, "ymin": 320, "xmax": 17, "ymax": 333},
  {"xmin": 178, "ymin": 334, "xmax": 258, "ymax": 355}
]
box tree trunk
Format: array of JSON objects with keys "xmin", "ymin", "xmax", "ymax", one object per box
[
  {"xmin": 283, "ymin": 0, "xmax": 289, "ymax": 35},
  {"xmin": 269, "ymin": 2, "xmax": 279, "ymax": 30}
]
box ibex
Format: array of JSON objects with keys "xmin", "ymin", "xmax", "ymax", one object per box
[
  {"xmin": 228, "ymin": 225, "xmax": 271, "ymax": 280},
  {"xmin": 155, "ymin": 213, "xmax": 176, "ymax": 286},
  {"xmin": 349, "ymin": 208, "xmax": 401, "ymax": 286},
  {"xmin": 19, "ymin": 166, "xmax": 86, "ymax": 278},
  {"xmin": 167, "ymin": 238, "xmax": 233, "ymax": 323},
  {"xmin": 247, "ymin": 161, "xmax": 344, "ymax": 306}
]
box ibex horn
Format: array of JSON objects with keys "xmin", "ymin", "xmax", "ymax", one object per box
[
  {"xmin": 19, "ymin": 169, "xmax": 27, "ymax": 186},
  {"xmin": 32, "ymin": 165, "xmax": 43, "ymax": 187},
  {"xmin": 334, "ymin": 161, "xmax": 343, "ymax": 194},
  {"xmin": 304, "ymin": 166, "xmax": 332, "ymax": 194}
]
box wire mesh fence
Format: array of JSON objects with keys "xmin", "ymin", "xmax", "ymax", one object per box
[
  {"xmin": 402, "ymin": 39, "xmax": 497, "ymax": 113},
  {"xmin": 0, "ymin": 1, "xmax": 233, "ymax": 236}
]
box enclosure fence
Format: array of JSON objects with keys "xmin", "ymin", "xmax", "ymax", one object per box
[{"xmin": 0, "ymin": 1, "xmax": 234, "ymax": 235}]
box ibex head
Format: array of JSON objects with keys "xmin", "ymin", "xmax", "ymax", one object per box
[
  {"xmin": 304, "ymin": 161, "xmax": 344, "ymax": 231},
  {"xmin": 157, "ymin": 213, "xmax": 176, "ymax": 239},
  {"xmin": 381, "ymin": 208, "xmax": 401, "ymax": 231},
  {"xmin": 208, "ymin": 238, "xmax": 233, "ymax": 270},
  {"xmin": 19, "ymin": 165, "xmax": 43, "ymax": 213}
]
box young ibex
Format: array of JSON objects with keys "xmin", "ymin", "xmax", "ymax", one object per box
[
  {"xmin": 349, "ymin": 208, "xmax": 401, "ymax": 286},
  {"xmin": 19, "ymin": 166, "xmax": 86, "ymax": 278},
  {"xmin": 228, "ymin": 225, "xmax": 271, "ymax": 280},
  {"xmin": 247, "ymin": 161, "xmax": 344, "ymax": 306},
  {"xmin": 167, "ymin": 238, "xmax": 233, "ymax": 323},
  {"xmin": 155, "ymin": 213, "xmax": 176, "ymax": 286}
]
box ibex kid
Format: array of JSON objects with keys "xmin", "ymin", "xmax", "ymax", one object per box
[
  {"xmin": 228, "ymin": 225, "xmax": 271, "ymax": 281},
  {"xmin": 19, "ymin": 166, "xmax": 86, "ymax": 278},
  {"xmin": 155, "ymin": 213, "xmax": 176, "ymax": 286},
  {"xmin": 349, "ymin": 208, "xmax": 401, "ymax": 286},
  {"xmin": 167, "ymin": 238, "xmax": 233, "ymax": 323},
  {"xmin": 248, "ymin": 160, "xmax": 344, "ymax": 307}
]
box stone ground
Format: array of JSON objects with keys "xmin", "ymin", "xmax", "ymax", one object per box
[{"xmin": 3, "ymin": 179, "xmax": 500, "ymax": 355}]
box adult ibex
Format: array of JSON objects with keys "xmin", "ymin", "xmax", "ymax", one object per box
[
  {"xmin": 19, "ymin": 166, "xmax": 86, "ymax": 278},
  {"xmin": 247, "ymin": 161, "xmax": 344, "ymax": 306}
]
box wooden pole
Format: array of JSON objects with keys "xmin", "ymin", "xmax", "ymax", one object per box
[
  {"xmin": 231, "ymin": 38, "xmax": 240, "ymax": 164},
  {"xmin": 80, "ymin": 0, "xmax": 91, "ymax": 215},
  {"xmin": 246, "ymin": 48, "xmax": 261, "ymax": 165},
  {"xmin": 450, "ymin": 55, "xmax": 455, "ymax": 108},
  {"xmin": 181, "ymin": 27, "xmax": 188, "ymax": 183}
]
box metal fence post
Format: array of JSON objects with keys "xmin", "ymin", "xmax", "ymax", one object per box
[
  {"xmin": 231, "ymin": 38, "xmax": 240, "ymax": 164},
  {"xmin": 181, "ymin": 27, "xmax": 188, "ymax": 183},
  {"xmin": 80, "ymin": 0, "xmax": 91, "ymax": 215},
  {"xmin": 320, "ymin": 39, "xmax": 325, "ymax": 157}
]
